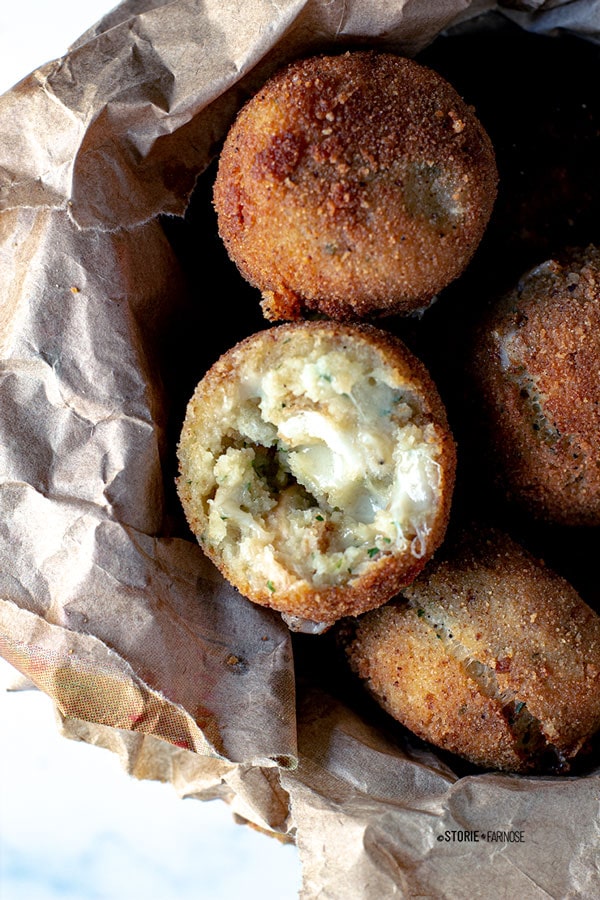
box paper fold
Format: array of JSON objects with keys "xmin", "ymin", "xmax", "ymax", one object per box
[{"xmin": 1, "ymin": 2, "xmax": 599, "ymax": 897}]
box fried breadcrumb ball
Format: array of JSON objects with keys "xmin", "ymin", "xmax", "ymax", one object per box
[
  {"xmin": 213, "ymin": 50, "xmax": 498, "ymax": 322},
  {"xmin": 341, "ymin": 529, "xmax": 600, "ymax": 774},
  {"xmin": 471, "ymin": 245, "xmax": 600, "ymax": 526},
  {"xmin": 177, "ymin": 321, "xmax": 456, "ymax": 629}
]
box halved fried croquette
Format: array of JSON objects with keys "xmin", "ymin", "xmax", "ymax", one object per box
[
  {"xmin": 341, "ymin": 529, "xmax": 600, "ymax": 774},
  {"xmin": 176, "ymin": 321, "xmax": 456, "ymax": 627},
  {"xmin": 213, "ymin": 50, "xmax": 498, "ymax": 321},
  {"xmin": 471, "ymin": 244, "xmax": 600, "ymax": 526}
]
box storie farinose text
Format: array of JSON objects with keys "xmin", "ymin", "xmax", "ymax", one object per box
[{"xmin": 437, "ymin": 830, "xmax": 525, "ymax": 843}]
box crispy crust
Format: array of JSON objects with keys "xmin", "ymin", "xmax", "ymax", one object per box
[
  {"xmin": 176, "ymin": 321, "xmax": 456, "ymax": 625},
  {"xmin": 213, "ymin": 50, "xmax": 498, "ymax": 321},
  {"xmin": 471, "ymin": 245, "xmax": 600, "ymax": 525},
  {"xmin": 342, "ymin": 529, "xmax": 600, "ymax": 773}
]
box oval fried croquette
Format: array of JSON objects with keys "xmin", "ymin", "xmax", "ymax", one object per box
[
  {"xmin": 471, "ymin": 244, "xmax": 600, "ymax": 526},
  {"xmin": 341, "ymin": 529, "xmax": 600, "ymax": 774},
  {"xmin": 213, "ymin": 50, "xmax": 498, "ymax": 321},
  {"xmin": 176, "ymin": 321, "xmax": 456, "ymax": 627}
]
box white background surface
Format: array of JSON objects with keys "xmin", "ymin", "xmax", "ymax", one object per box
[{"xmin": 0, "ymin": 4, "xmax": 302, "ymax": 899}]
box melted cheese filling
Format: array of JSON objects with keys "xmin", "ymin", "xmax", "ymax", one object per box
[{"xmin": 202, "ymin": 347, "xmax": 442, "ymax": 591}]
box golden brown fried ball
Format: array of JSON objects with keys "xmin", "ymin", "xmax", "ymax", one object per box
[
  {"xmin": 213, "ymin": 50, "xmax": 498, "ymax": 322},
  {"xmin": 341, "ymin": 529, "xmax": 600, "ymax": 774},
  {"xmin": 471, "ymin": 245, "xmax": 600, "ymax": 526},
  {"xmin": 176, "ymin": 321, "xmax": 456, "ymax": 629}
]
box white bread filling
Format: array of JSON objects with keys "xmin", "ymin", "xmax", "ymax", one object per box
[{"xmin": 190, "ymin": 346, "xmax": 443, "ymax": 594}]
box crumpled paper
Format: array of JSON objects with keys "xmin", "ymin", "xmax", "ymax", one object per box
[{"xmin": 1, "ymin": 2, "xmax": 599, "ymax": 898}]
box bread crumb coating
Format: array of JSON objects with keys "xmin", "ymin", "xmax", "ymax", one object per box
[
  {"xmin": 214, "ymin": 50, "xmax": 498, "ymax": 321},
  {"xmin": 177, "ymin": 322, "xmax": 455, "ymax": 626},
  {"xmin": 471, "ymin": 244, "xmax": 600, "ymax": 525},
  {"xmin": 342, "ymin": 530, "xmax": 600, "ymax": 773}
]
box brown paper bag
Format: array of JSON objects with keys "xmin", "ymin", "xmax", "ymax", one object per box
[{"xmin": 1, "ymin": 2, "xmax": 599, "ymax": 896}]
